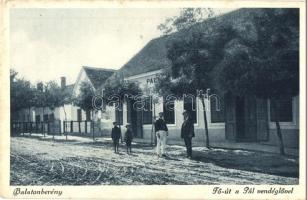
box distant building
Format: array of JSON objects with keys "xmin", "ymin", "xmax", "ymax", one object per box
[{"xmin": 15, "ymin": 66, "xmax": 115, "ymax": 133}]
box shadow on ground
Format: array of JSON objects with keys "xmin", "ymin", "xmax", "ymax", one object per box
[{"xmin": 192, "ymin": 149, "xmax": 299, "ymax": 178}]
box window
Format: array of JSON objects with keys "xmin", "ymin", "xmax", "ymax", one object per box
[
  {"xmin": 163, "ymin": 97, "xmax": 175, "ymax": 124},
  {"xmin": 77, "ymin": 109, "xmax": 82, "ymax": 121},
  {"xmin": 270, "ymin": 97, "xmax": 293, "ymax": 122},
  {"xmin": 115, "ymin": 102, "xmax": 123, "ymax": 125},
  {"xmin": 86, "ymin": 110, "xmax": 91, "ymax": 121},
  {"xmin": 43, "ymin": 114, "xmax": 49, "ymax": 122},
  {"xmin": 49, "ymin": 113, "xmax": 55, "ymax": 121},
  {"xmin": 142, "ymin": 97, "xmax": 152, "ymax": 124},
  {"xmin": 210, "ymin": 95, "xmax": 225, "ymax": 123},
  {"xmin": 35, "ymin": 115, "xmax": 41, "ymax": 122},
  {"xmin": 183, "ymin": 95, "xmax": 197, "ymax": 124}
]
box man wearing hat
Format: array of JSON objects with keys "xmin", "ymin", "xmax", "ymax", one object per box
[
  {"xmin": 181, "ymin": 110, "xmax": 195, "ymax": 158},
  {"xmin": 124, "ymin": 123, "xmax": 133, "ymax": 154},
  {"xmin": 111, "ymin": 121, "xmax": 121, "ymax": 153},
  {"xmin": 154, "ymin": 112, "xmax": 168, "ymax": 157}
]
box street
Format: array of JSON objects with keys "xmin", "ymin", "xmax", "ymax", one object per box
[{"xmin": 10, "ymin": 135, "xmax": 299, "ymax": 185}]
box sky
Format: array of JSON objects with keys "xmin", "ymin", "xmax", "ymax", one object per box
[{"xmin": 10, "ymin": 8, "xmax": 234, "ymax": 85}]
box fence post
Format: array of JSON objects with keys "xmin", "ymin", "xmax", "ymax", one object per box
[
  {"xmin": 29, "ymin": 122, "xmax": 32, "ymax": 136},
  {"xmin": 78, "ymin": 121, "xmax": 81, "ymax": 134},
  {"xmin": 22, "ymin": 122, "xmax": 25, "ymax": 136},
  {"xmin": 92, "ymin": 121, "xmax": 95, "ymax": 141},
  {"xmin": 59, "ymin": 120, "xmax": 61, "ymax": 136},
  {"xmin": 71, "ymin": 121, "xmax": 73, "ymax": 133},
  {"xmin": 43, "ymin": 122, "xmax": 45, "ymax": 137},
  {"xmin": 85, "ymin": 121, "xmax": 87, "ymax": 134}
]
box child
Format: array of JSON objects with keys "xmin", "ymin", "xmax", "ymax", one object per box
[
  {"xmin": 111, "ymin": 121, "xmax": 121, "ymax": 153},
  {"xmin": 124, "ymin": 123, "xmax": 133, "ymax": 154}
]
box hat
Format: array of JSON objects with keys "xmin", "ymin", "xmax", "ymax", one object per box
[
  {"xmin": 125, "ymin": 123, "xmax": 131, "ymax": 127},
  {"xmin": 158, "ymin": 112, "xmax": 164, "ymax": 115},
  {"xmin": 113, "ymin": 121, "xmax": 117, "ymax": 124},
  {"xmin": 182, "ymin": 110, "xmax": 189, "ymax": 115}
]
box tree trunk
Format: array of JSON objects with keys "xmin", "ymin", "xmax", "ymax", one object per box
[
  {"xmin": 275, "ymin": 121, "xmax": 285, "ymax": 155},
  {"xmin": 62, "ymin": 105, "xmax": 67, "ymax": 121},
  {"xmin": 200, "ymin": 97, "xmax": 210, "ymax": 149},
  {"xmin": 42, "ymin": 107, "xmax": 45, "ymax": 137},
  {"xmin": 273, "ymin": 102, "xmax": 285, "ymax": 155},
  {"xmin": 92, "ymin": 111, "xmax": 95, "ymax": 141},
  {"xmin": 28, "ymin": 107, "xmax": 32, "ymax": 135},
  {"xmin": 28, "ymin": 107, "xmax": 31, "ymax": 122}
]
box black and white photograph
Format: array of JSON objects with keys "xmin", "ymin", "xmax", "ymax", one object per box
[{"xmin": 1, "ymin": 1, "xmax": 305, "ymax": 199}]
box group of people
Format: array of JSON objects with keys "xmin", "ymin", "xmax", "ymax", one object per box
[
  {"xmin": 111, "ymin": 122, "xmax": 133, "ymax": 154},
  {"xmin": 111, "ymin": 110, "xmax": 195, "ymax": 158}
]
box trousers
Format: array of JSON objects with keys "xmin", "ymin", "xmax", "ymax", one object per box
[
  {"xmin": 156, "ymin": 130, "xmax": 167, "ymax": 156},
  {"xmin": 184, "ymin": 137, "xmax": 192, "ymax": 157}
]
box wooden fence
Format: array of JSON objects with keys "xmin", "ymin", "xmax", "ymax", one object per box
[
  {"xmin": 11, "ymin": 120, "xmax": 61, "ymax": 137},
  {"xmin": 63, "ymin": 120, "xmax": 104, "ymax": 140},
  {"xmin": 11, "ymin": 120, "xmax": 107, "ymax": 141}
]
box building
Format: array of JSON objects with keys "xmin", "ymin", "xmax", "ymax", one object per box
[
  {"xmin": 15, "ymin": 66, "xmax": 115, "ymax": 134},
  {"xmin": 14, "ymin": 8, "xmax": 299, "ymax": 149},
  {"xmin": 103, "ymin": 8, "xmax": 299, "ymax": 148}
]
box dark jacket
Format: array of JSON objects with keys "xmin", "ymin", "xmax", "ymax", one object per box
[
  {"xmin": 155, "ymin": 118, "xmax": 168, "ymax": 132},
  {"xmin": 111, "ymin": 126, "xmax": 121, "ymax": 140},
  {"xmin": 181, "ymin": 119, "xmax": 195, "ymax": 138},
  {"xmin": 124, "ymin": 129, "xmax": 133, "ymax": 142}
]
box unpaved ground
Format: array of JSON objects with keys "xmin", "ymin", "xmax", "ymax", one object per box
[{"xmin": 10, "ymin": 135, "xmax": 299, "ymax": 185}]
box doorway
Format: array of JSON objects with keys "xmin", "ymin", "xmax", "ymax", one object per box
[
  {"xmin": 126, "ymin": 99, "xmax": 143, "ymax": 138},
  {"xmin": 225, "ymin": 95, "xmax": 263, "ymax": 142}
]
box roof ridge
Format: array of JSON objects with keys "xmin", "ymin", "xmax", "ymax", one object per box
[{"xmin": 82, "ymin": 66, "xmax": 116, "ymax": 72}]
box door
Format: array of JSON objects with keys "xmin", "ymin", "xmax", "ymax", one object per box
[
  {"xmin": 127, "ymin": 99, "xmax": 143, "ymax": 138},
  {"xmin": 225, "ymin": 94, "xmax": 258, "ymax": 142}
]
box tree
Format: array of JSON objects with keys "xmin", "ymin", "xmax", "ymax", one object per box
[
  {"xmin": 10, "ymin": 69, "xmax": 36, "ymax": 122},
  {"xmin": 157, "ymin": 8, "xmax": 299, "ymax": 153},
  {"xmin": 156, "ymin": 10, "xmax": 233, "ymax": 148},
  {"xmin": 62, "ymin": 87, "xmax": 72, "ymax": 121},
  {"xmin": 73, "ymin": 81, "xmax": 96, "ymax": 119},
  {"xmin": 158, "ymin": 8, "xmax": 217, "ymax": 35},
  {"xmin": 104, "ymin": 73, "xmax": 142, "ymax": 108},
  {"xmin": 73, "ymin": 81, "xmax": 96, "ymax": 139},
  {"xmin": 45, "ymin": 81, "xmax": 63, "ymax": 112},
  {"xmin": 215, "ymin": 9, "xmax": 299, "ymax": 155}
]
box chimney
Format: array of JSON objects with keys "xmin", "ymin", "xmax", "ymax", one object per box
[
  {"xmin": 61, "ymin": 77, "xmax": 66, "ymax": 89},
  {"xmin": 37, "ymin": 82, "xmax": 43, "ymax": 92}
]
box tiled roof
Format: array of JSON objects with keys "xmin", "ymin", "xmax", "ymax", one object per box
[
  {"xmin": 83, "ymin": 66, "xmax": 116, "ymax": 89},
  {"xmin": 119, "ymin": 36, "xmax": 172, "ymax": 77},
  {"xmin": 117, "ymin": 8, "xmax": 275, "ymax": 77}
]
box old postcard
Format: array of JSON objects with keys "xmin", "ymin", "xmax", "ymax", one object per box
[{"xmin": 0, "ymin": 0, "xmax": 306, "ymax": 199}]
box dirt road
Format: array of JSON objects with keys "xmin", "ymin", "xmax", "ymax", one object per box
[{"xmin": 10, "ymin": 135, "xmax": 298, "ymax": 185}]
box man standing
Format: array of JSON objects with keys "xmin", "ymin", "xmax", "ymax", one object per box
[
  {"xmin": 181, "ymin": 110, "xmax": 195, "ymax": 159},
  {"xmin": 111, "ymin": 121, "xmax": 121, "ymax": 153},
  {"xmin": 154, "ymin": 112, "xmax": 168, "ymax": 157}
]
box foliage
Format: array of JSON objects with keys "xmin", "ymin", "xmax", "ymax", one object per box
[
  {"xmin": 10, "ymin": 69, "xmax": 36, "ymax": 114},
  {"xmin": 104, "ymin": 73, "xmax": 142, "ymax": 104},
  {"xmin": 73, "ymin": 81, "xmax": 96, "ymax": 112},
  {"xmin": 215, "ymin": 9, "xmax": 299, "ymax": 99},
  {"xmin": 158, "ymin": 8, "xmax": 217, "ymax": 35},
  {"xmin": 44, "ymin": 81, "xmax": 67, "ymax": 110},
  {"xmin": 157, "ymin": 8, "xmax": 299, "ymax": 154}
]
